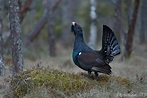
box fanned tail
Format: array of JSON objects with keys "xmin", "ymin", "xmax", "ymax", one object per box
[{"xmin": 101, "ymin": 25, "xmax": 121, "ymax": 64}]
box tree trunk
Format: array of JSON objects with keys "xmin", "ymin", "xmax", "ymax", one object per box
[
  {"xmin": 61, "ymin": 0, "xmax": 74, "ymax": 46},
  {"xmin": 24, "ymin": 0, "xmax": 61, "ymax": 46},
  {"xmin": 139, "ymin": 0, "xmax": 147, "ymax": 44},
  {"xmin": 9, "ymin": 0, "xmax": 23, "ymax": 75},
  {"xmin": 45, "ymin": 0, "xmax": 56, "ymax": 57},
  {"xmin": 47, "ymin": 17, "xmax": 56, "ymax": 57},
  {"xmin": 113, "ymin": 0, "xmax": 122, "ymax": 44},
  {"xmin": 124, "ymin": 0, "xmax": 140, "ymax": 58},
  {"xmin": 88, "ymin": 0, "xmax": 97, "ymax": 49},
  {"xmin": 126, "ymin": 0, "xmax": 133, "ymax": 26},
  {"xmin": 0, "ymin": 14, "xmax": 5, "ymax": 76},
  {"xmin": 4, "ymin": 0, "xmax": 32, "ymax": 47},
  {"xmin": 121, "ymin": 0, "xmax": 132, "ymax": 61},
  {"xmin": 24, "ymin": 9, "xmax": 48, "ymax": 45},
  {"xmin": 19, "ymin": 0, "xmax": 32, "ymax": 23}
]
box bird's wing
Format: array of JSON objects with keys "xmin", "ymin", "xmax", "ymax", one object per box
[
  {"xmin": 101, "ymin": 25, "xmax": 121, "ymax": 64},
  {"xmin": 77, "ymin": 51, "xmax": 111, "ymax": 74},
  {"xmin": 77, "ymin": 51, "xmax": 110, "ymax": 68}
]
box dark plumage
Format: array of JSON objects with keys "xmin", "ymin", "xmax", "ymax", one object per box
[{"xmin": 71, "ymin": 22, "xmax": 121, "ymax": 79}]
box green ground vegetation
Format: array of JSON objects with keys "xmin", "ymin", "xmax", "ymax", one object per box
[{"xmin": 10, "ymin": 67, "xmax": 133, "ymax": 98}]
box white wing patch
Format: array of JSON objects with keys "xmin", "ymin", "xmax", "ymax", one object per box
[{"xmin": 79, "ymin": 52, "xmax": 81, "ymax": 55}]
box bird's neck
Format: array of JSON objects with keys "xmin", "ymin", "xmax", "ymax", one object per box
[
  {"xmin": 75, "ymin": 34, "xmax": 84, "ymax": 42},
  {"xmin": 73, "ymin": 35, "xmax": 85, "ymax": 51}
]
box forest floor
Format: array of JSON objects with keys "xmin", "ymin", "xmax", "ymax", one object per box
[{"xmin": 0, "ymin": 44, "xmax": 147, "ymax": 98}]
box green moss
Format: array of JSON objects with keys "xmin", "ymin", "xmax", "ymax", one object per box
[
  {"xmin": 10, "ymin": 68, "xmax": 132, "ymax": 98},
  {"xmin": 11, "ymin": 68, "xmax": 91, "ymax": 97}
]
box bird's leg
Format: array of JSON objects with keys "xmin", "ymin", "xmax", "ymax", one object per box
[
  {"xmin": 88, "ymin": 71, "xmax": 92, "ymax": 77},
  {"xmin": 94, "ymin": 72, "xmax": 99, "ymax": 80}
]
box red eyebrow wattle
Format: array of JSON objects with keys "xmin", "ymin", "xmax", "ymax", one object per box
[{"xmin": 76, "ymin": 24, "xmax": 78, "ymax": 28}]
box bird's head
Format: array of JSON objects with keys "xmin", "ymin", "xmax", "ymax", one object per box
[{"xmin": 71, "ymin": 22, "xmax": 83, "ymax": 36}]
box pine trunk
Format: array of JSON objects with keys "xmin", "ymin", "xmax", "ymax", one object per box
[
  {"xmin": 126, "ymin": 0, "xmax": 132, "ymax": 26},
  {"xmin": 139, "ymin": 0, "xmax": 147, "ymax": 44},
  {"xmin": 4, "ymin": 0, "xmax": 32, "ymax": 47},
  {"xmin": 61, "ymin": 0, "xmax": 73, "ymax": 46},
  {"xmin": 48, "ymin": 18, "xmax": 56, "ymax": 57},
  {"xmin": 125, "ymin": 0, "xmax": 140, "ymax": 58},
  {"xmin": 0, "ymin": 14, "xmax": 5, "ymax": 76},
  {"xmin": 19, "ymin": 0, "xmax": 32, "ymax": 23},
  {"xmin": 46, "ymin": 0, "xmax": 56, "ymax": 57},
  {"xmin": 9, "ymin": 0, "xmax": 23, "ymax": 75},
  {"xmin": 88, "ymin": 0, "xmax": 97, "ymax": 49}
]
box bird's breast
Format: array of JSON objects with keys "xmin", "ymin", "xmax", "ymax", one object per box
[{"xmin": 72, "ymin": 51, "xmax": 79, "ymax": 65}]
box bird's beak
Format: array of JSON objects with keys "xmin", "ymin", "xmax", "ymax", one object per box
[
  {"xmin": 71, "ymin": 22, "xmax": 76, "ymax": 32},
  {"xmin": 72, "ymin": 22, "xmax": 76, "ymax": 26}
]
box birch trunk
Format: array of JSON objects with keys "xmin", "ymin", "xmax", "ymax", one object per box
[
  {"xmin": 9, "ymin": 0, "xmax": 23, "ymax": 75},
  {"xmin": 88, "ymin": 0, "xmax": 97, "ymax": 49}
]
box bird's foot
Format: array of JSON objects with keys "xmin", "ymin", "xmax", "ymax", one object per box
[
  {"xmin": 88, "ymin": 71, "xmax": 92, "ymax": 77},
  {"xmin": 94, "ymin": 72, "xmax": 99, "ymax": 80},
  {"xmin": 88, "ymin": 71, "xmax": 94, "ymax": 79}
]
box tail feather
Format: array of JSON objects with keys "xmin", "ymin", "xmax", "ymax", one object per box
[
  {"xmin": 111, "ymin": 40, "xmax": 118, "ymax": 48},
  {"xmin": 101, "ymin": 25, "xmax": 121, "ymax": 64},
  {"xmin": 113, "ymin": 45, "xmax": 120, "ymax": 51}
]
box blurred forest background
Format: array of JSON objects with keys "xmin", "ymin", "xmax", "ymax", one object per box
[{"xmin": 0, "ymin": 0, "xmax": 147, "ymax": 97}]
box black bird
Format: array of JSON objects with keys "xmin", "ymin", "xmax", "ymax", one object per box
[{"xmin": 71, "ymin": 22, "xmax": 121, "ymax": 79}]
